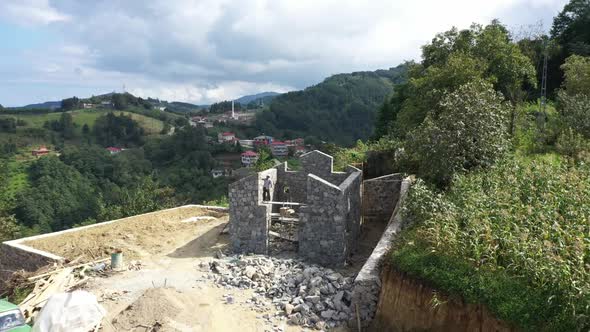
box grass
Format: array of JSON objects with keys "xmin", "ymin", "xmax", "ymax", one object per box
[
  {"xmin": 0, "ymin": 108, "xmax": 164, "ymax": 135},
  {"xmin": 391, "ymin": 242, "xmax": 574, "ymax": 331},
  {"xmin": 394, "ymin": 153, "xmax": 590, "ymax": 331},
  {"xmin": 6, "ymin": 161, "xmax": 29, "ymax": 198}
]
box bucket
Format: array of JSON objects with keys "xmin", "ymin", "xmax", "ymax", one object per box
[{"xmin": 111, "ymin": 250, "xmax": 123, "ymax": 270}]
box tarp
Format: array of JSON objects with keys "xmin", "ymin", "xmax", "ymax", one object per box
[{"xmin": 32, "ymin": 291, "xmax": 105, "ymax": 332}]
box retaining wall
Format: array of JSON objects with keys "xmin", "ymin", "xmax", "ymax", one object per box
[{"xmin": 351, "ymin": 176, "xmax": 412, "ymax": 324}]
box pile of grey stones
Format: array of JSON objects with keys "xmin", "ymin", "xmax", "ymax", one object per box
[{"xmin": 203, "ymin": 254, "xmax": 356, "ymax": 330}]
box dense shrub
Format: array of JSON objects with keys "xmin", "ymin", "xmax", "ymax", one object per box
[
  {"xmin": 408, "ymin": 80, "xmax": 510, "ymax": 186},
  {"xmin": 398, "ymin": 157, "xmax": 590, "ymax": 329},
  {"xmin": 558, "ymin": 91, "xmax": 590, "ymax": 138}
]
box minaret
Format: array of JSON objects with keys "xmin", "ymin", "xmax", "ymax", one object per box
[{"xmin": 231, "ymin": 100, "xmax": 235, "ymax": 119}]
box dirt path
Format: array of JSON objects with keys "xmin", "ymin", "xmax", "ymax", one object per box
[{"xmin": 83, "ymin": 216, "xmax": 339, "ymax": 332}]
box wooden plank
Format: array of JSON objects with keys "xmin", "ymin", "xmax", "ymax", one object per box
[
  {"xmin": 263, "ymin": 201, "xmax": 305, "ymax": 206},
  {"xmin": 269, "ymin": 231, "xmax": 298, "ymax": 243}
]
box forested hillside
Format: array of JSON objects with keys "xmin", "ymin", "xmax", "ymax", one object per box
[
  {"xmin": 333, "ymin": 3, "xmax": 590, "ymax": 329},
  {"xmin": 255, "ymin": 65, "xmax": 407, "ymax": 146}
]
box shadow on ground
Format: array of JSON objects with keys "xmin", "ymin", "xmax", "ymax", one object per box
[{"xmin": 167, "ymin": 222, "xmax": 229, "ymax": 259}]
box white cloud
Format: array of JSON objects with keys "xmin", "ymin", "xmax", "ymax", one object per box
[
  {"xmin": 0, "ymin": 0, "xmax": 569, "ymax": 105},
  {"xmin": 0, "ymin": 0, "xmax": 68, "ymax": 26}
]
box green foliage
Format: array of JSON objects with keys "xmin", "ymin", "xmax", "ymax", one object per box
[
  {"xmin": 44, "ymin": 113, "xmax": 75, "ymax": 139},
  {"xmin": 0, "ymin": 117, "xmax": 17, "ymax": 133},
  {"xmin": 209, "ymin": 101, "xmax": 242, "ymax": 113},
  {"xmin": 254, "ymin": 146, "xmax": 275, "ymax": 172},
  {"xmin": 561, "ymin": 55, "xmax": 590, "ymax": 95},
  {"xmin": 256, "ymin": 65, "xmax": 407, "ymax": 146},
  {"xmin": 391, "ymin": 244, "xmax": 574, "ymax": 331},
  {"xmin": 14, "ymin": 156, "xmax": 100, "ymax": 232},
  {"xmin": 93, "ymin": 112, "xmax": 145, "ymax": 147},
  {"xmin": 551, "ymin": 0, "xmax": 590, "ymax": 56},
  {"xmin": 556, "ymin": 127, "xmax": 590, "ymax": 162},
  {"xmin": 0, "ymin": 214, "xmax": 20, "ymax": 242},
  {"xmin": 60, "ymin": 97, "xmax": 80, "ymax": 111},
  {"xmin": 407, "ymin": 80, "xmax": 510, "ymax": 187},
  {"xmin": 557, "ymin": 91, "xmax": 590, "ymax": 138},
  {"xmin": 377, "ymin": 21, "xmax": 536, "ymax": 140},
  {"xmin": 399, "ymin": 157, "xmax": 590, "ymax": 329}
]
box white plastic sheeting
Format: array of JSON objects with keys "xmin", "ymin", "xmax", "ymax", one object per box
[{"xmin": 32, "ymin": 291, "xmax": 105, "ymax": 332}]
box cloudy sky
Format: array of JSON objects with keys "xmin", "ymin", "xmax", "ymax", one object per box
[{"xmin": 0, "ymin": 0, "xmax": 568, "ymax": 106}]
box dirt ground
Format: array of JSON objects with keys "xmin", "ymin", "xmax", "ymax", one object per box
[
  {"xmin": 21, "ymin": 206, "xmax": 385, "ymax": 331},
  {"xmin": 81, "ymin": 212, "xmax": 325, "ymax": 332},
  {"xmin": 23, "ymin": 206, "xmax": 227, "ymax": 261}
]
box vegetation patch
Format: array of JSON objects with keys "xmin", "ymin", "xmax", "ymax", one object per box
[{"xmin": 394, "ymin": 156, "xmax": 590, "ymax": 330}]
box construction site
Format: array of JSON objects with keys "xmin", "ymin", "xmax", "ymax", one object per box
[{"xmin": 0, "ymin": 151, "xmax": 411, "ymax": 332}]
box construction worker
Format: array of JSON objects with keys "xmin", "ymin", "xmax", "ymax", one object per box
[{"xmin": 263, "ymin": 175, "xmax": 273, "ymax": 201}]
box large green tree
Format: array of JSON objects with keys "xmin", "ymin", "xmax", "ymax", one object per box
[
  {"xmin": 376, "ymin": 21, "xmax": 536, "ymax": 139},
  {"xmin": 408, "ymin": 80, "xmax": 510, "ymax": 187}
]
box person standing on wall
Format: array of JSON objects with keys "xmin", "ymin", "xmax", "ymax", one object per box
[{"xmin": 263, "ymin": 175, "xmax": 273, "ymax": 202}]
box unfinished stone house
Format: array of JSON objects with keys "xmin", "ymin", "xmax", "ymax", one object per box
[{"xmin": 229, "ymin": 150, "xmax": 362, "ymax": 266}]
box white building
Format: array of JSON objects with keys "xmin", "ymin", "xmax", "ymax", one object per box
[{"xmin": 241, "ymin": 151, "xmax": 259, "ymax": 167}]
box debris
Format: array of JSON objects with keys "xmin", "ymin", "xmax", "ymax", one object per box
[
  {"xmin": 31, "ymin": 291, "xmax": 105, "ymax": 332},
  {"xmin": 205, "ymin": 254, "xmax": 355, "ymax": 328}
]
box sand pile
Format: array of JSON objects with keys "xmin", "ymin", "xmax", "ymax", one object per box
[{"xmin": 112, "ymin": 288, "xmax": 194, "ymax": 331}]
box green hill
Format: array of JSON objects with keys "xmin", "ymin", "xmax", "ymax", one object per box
[{"xmin": 255, "ymin": 64, "xmax": 407, "ymax": 146}]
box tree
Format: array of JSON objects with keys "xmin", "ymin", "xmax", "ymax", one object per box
[
  {"xmin": 0, "ymin": 214, "xmax": 19, "ymax": 242},
  {"xmin": 82, "ymin": 123, "xmax": 90, "ymax": 135},
  {"xmin": 551, "ymin": 0, "xmax": 590, "ymax": 56},
  {"xmin": 61, "ymin": 97, "xmax": 80, "ymax": 111},
  {"xmin": 558, "ymin": 92, "xmax": 590, "ymax": 138},
  {"xmin": 408, "ymin": 80, "xmax": 510, "ymax": 187},
  {"xmin": 59, "ymin": 112, "xmax": 75, "ymax": 139},
  {"xmin": 561, "ymin": 55, "xmax": 590, "ymax": 95},
  {"xmin": 375, "ymin": 21, "xmax": 535, "ymax": 140},
  {"xmin": 547, "ymin": 0, "xmax": 590, "ymax": 95}
]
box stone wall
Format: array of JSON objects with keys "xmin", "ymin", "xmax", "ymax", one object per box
[
  {"xmin": 298, "ymin": 169, "xmax": 362, "ymax": 267},
  {"xmin": 351, "ymin": 176, "xmax": 412, "ymax": 324},
  {"xmin": 362, "ymin": 173, "xmax": 403, "ymax": 222},
  {"xmin": 298, "ymin": 175, "xmax": 348, "ymax": 266},
  {"xmin": 229, "ymin": 150, "xmax": 363, "ymax": 266},
  {"xmin": 229, "ymin": 169, "xmax": 277, "ymax": 254},
  {"xmin": 275, "ymin": 151, "xmax": 351, "ymax": 204}
]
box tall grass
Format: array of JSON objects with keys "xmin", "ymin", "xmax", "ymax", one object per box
[{"xmin": 397, "ymin": 155, "xmax": 590, "ymax": 330}]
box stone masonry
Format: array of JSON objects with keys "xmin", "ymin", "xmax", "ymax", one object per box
[
  {"xmin": 229, "ymin": 150, "xmax": 362, "ymax": 266},
  {"xmin": 229, "ymin": 168, "xmax": 277, "ymax": 254}
]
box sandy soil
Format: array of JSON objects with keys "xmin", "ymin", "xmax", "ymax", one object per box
[
  {"xmin": 21, "ymin": 205, "xmax": 384, "ymax": 331},
  {"xmin": 82, "ymin": 214, "xmax": 322, "ymax": 332},
  {"xmin": 23, "ymin": 206, "xmax": 227, "ymax": 261}
]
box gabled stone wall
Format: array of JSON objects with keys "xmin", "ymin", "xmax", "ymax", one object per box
[
  {"xmin": 229, "ymin": 168, "xmax": 277, "ymax": 254},
  {"xmin": 298, "ymin": 168, "xmax": 362, "ymax": 266},
  {"xmin": 229, "ymin": 150, "xmax": 363, "ymax": 266}
]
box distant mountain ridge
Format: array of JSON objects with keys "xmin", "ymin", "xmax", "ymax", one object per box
[
  {"xmin": 235, "ymin": 92, "xmax": 280, "ymax": 105},
  {"xmin": 12, "ymin": 101, "xmax": 62, "ymax": 110},
  {"xmin": 256, "ymin": 64, "xmax": 408, "ymax": 146}
]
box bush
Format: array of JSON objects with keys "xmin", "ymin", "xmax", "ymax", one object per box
[
  {"xmin": 408, "ymin": 80, "xmax": 510, "ymax": 186},
  {"xmin": 398, "ymin": 156, "xmax": 590, "ymax": 330},
  {"xmin": 557, "ymin": 91, "xmax": 590, "ymax": 138},
  {"xmin": 556, "ymin": 127, "xmax": 590, "ymax": 162}
]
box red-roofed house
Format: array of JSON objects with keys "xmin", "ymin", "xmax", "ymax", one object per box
[
  {"xmin": 253, "ymin": 135, "xmax": 273, "ymax": 148},
  {"xmin": 106, "ymin": 147, "xmax": 123, "ymax": 154},
  {"xmin": 241, "ymin": 150, "xmax": 259, "ymax": 167},
  {"xmin": 218, "ymin": 132, "xmax": 236, "ymax": 143},
  {"xmin": 271, "ymin": 141, "xmax": 288, "ymax": 157},
  {"xmin": 32, "ymin": 146, "xmax": 50, "ymax": 157}
]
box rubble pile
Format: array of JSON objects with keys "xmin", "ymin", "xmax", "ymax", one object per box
[{"xmin": 203, "ymin": 255, "xmax": 356, "ymax": 330}]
